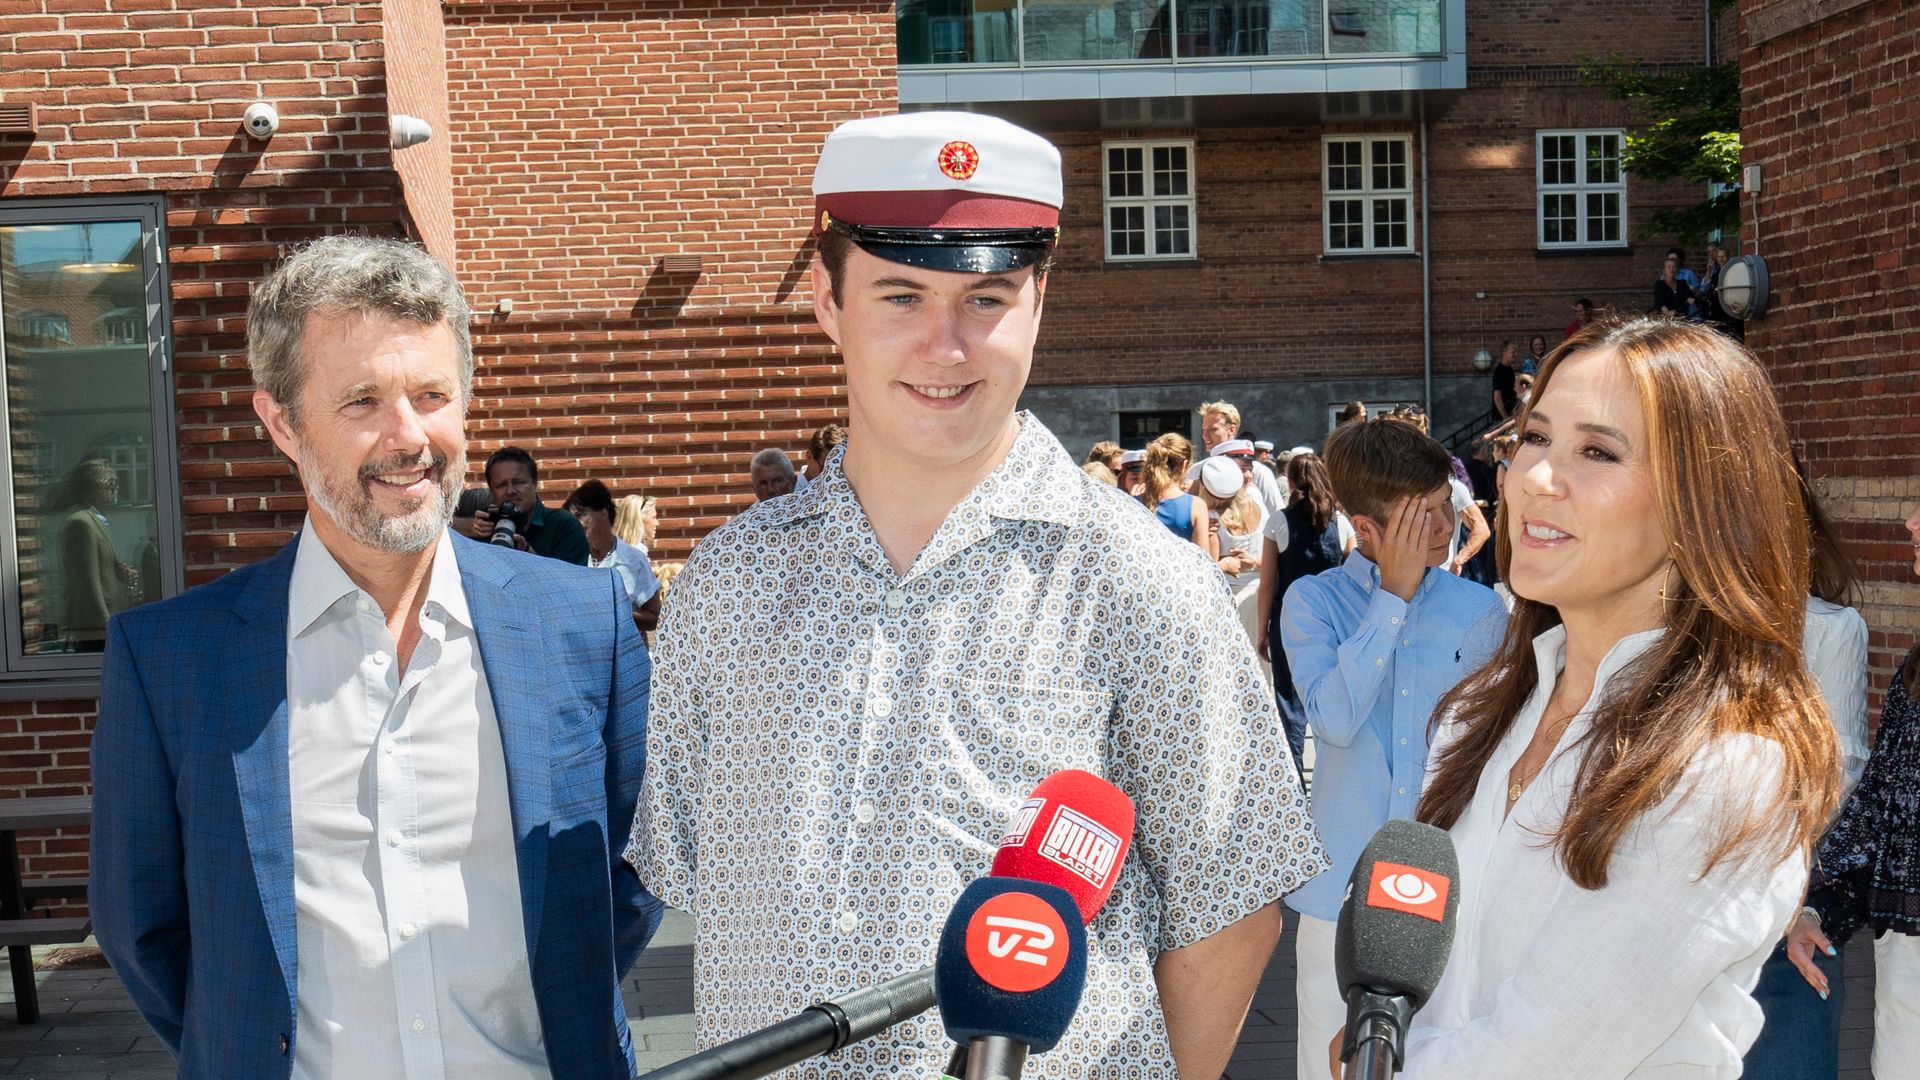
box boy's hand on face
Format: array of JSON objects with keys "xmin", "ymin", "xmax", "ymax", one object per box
[{"xmin": 1370, "ymin": 496, "xmax": 1431, "ymax": 602}]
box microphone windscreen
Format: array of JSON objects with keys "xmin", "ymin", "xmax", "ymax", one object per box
[
  {"xmin": 934, "ymin": 877, "xmax": 1088, "ymax": 1053},
  {"xmin": 1333, "ymin": 819, "xmax": 1460, "ymax": 1009},
  {"xmin": 989, "ymin": 769, "xmax": 1135, "ymax": 924}
]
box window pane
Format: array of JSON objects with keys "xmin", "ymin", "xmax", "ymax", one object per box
[
  {"xmin": 0, "ymin": 221, "xmax": 162, "ymax": 655},
  {"xmin": 1541, "ymin": 135, "xmax": 1575, "ymax": 186},
  {"xmin": 1327, "ymin": 141, "xmax": 1362, "ymax": 191},
  {"xmin": 1328, "ymin": 199, "xmax": 1363, "ymax": 249},
  {"xmin": 1372, "ymin": 198, "xmax": 1408, "ymax": 248},
  {"xmin": 1370, "ymin": 139, "xmax": 1407, "ymax": 192},
  {"xmin": 1108, "ymin": 146, "xmax": 1144, "ymax": 198},
  {"xmin": 1154, "ymin": 204, "xmax": 1191, "ymax": 255},
  {"xmin": 1586, "ymin": 192, "xmax": 1621, "ymax": 242},
  {"xmin": 1585, "ymin": 133, "xmax": 1621, "ymax": 185},
  {"xmin": 1152, "ymin": 145, "xmax": 1189, "ymax": 197},
  {"xmin": 1542, "ymin": 193, "xmax": 1577, "ymax": 243},
  {"xmin": 1109, "ymin": 205, "xmax": 1146, "ymax": 256}
]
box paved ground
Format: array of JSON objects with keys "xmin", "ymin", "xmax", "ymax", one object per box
[{"xmin": 0, "ymin": 908, "xmax": 1879, "ymax": 1078}]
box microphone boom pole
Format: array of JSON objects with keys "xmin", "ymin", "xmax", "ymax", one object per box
[{"xmin": 643, "ymin": 968, "xmax": 936, "ymax": 1080}]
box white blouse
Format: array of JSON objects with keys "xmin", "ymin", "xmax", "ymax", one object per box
[
  {"xmin": 1405, "ymin": 626, "xmax": 1808, "ymax": 1079},
  {"xmin": 1803, "ymin": 597, "xmax": 1869, "ymax": 802}
]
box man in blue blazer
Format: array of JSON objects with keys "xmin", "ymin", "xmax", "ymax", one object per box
[{"xmin": 90, "ymin": 235, "xmax": 662, "ymax": 1080}]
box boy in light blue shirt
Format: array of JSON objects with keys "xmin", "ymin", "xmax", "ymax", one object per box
[{"xmin": 1278, "ymin": 417, "xmax": 1507, "ymax": 1080}]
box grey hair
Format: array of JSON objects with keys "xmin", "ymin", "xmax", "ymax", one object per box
[
  {"xmin": 750, "ymin": 447, "xmax": 796, "ymax": 479},
  {"xmin": 246, "ymin": 235, "xmax": 473, "ymax": 424}
]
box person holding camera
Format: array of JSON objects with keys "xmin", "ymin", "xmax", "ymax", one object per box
[{"xmin": 452, "ymin": 445, "xmax": 590, "ymax": 565}]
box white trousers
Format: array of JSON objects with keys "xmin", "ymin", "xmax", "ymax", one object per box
[
  {"xmin": 1876, "ymin": 931, "xmax": 1920, "ymax": 1079},
  {"xmin": 1232, "ymin": 579, "xmax": 1272, "ymax": 688},
  {"xmin": 1295, "ymin": 913, "xmax": 1344, "ymax": 1080}
]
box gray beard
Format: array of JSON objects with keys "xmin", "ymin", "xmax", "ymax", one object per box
[{"xmin": 299, "ymin": 441, "xmax": 465, "ymax": 554}]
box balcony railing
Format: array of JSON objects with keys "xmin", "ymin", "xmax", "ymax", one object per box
[{"xmin": 897, "ymin": 0, "xmax": 1444, "ymax": 67}]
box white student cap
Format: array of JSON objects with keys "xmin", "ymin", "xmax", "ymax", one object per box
[
  {"xmin": 1215, "ymin": 439, "xmax": 1256, "ymax": 458},
  {"xmin": 1118, "ymin": 449, "xmax": 1146, "ymax": 467},
  {"xmin": 1199, "ymin": 457, "xmax": 1245, "ymax": 499},
  {"xmin": 812, "ymin": 111, "xmax": 1063, "ymax": 273},
  {"xmin": 1253, "ymin": 440, "xmax": 1275, "ymax": 452}
]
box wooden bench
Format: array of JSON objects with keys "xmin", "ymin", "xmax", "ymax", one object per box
[
  {"xmin": 0, "ymin": 917, "xmax": 90, "ymax": 948},
  {"xmin": 0, "ymin": 796, "xmax": 93, "ymax": 1023}
]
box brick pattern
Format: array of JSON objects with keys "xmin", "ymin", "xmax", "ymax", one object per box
[
  {"xmin": 0, "ymin": 0, "xmax": 421, "ymax": 896},
  {"xmin": 1741, "ymin": 0, "xmax": 1920, "ymax": 692},
  {"xmin": 1030, "ymin": 90, "xmax": 1703, "ymax": 390},
  {"xmin": 445, "ymin": 0, "xmax": 892, "ymax": 553}
]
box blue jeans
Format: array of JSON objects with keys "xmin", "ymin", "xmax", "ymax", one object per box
[{"xmin": 1743, "ymin": 938, "xmax": 1844, "ymax": 1079}]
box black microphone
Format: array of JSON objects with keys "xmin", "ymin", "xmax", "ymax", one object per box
[
  {"xmin": 640, "ymin": 967, "xmax": 935, "ymax": 1080},
  {"xmin": 1333, "ymin": 819, "xmax": 1460, "ymax": 1080}
]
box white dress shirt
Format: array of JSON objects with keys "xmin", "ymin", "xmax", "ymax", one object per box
[
  {"xmin": 1803, "ymin": 597, "xmax": 1869, "ymax": 803},
  {"xmin": 286, "ymin": 523, "xmax": 549, "ymax": 1080},
  {"xmin": 1406, "ymin": 626, "xmax": 1808, "ymax": 1079}
]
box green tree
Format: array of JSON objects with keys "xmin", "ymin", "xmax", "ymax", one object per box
[{"xmin": 1578, "ymin": 55, "xmax": 1741, "ymax": 242}]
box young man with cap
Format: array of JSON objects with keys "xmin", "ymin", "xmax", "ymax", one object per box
[
  {"xmin": 630, "ymin": 112, "xmax": 1326, "ymax": 1078},
  {"xmin": 1196, "ymin": 400, "xmax": 1286, "ymax": 514},
  {"xmin": 1253, "ymin": 439, "xmax": 1276, "ymax": 466}
]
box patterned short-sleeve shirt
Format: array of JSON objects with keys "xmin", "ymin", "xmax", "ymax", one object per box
[{"xmin": 627, "ymin": 414, "xmax": 1328, "ymax": 1077}]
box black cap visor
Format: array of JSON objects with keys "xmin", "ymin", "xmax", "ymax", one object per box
[{"xmin": 827, "ymin": 219, "xmax": 1057, "ymax": 273}]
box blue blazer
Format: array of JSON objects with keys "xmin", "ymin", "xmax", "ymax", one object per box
[{"xmin": 89, "ymin": 534, "xmax": 663, "ymax": 1079}]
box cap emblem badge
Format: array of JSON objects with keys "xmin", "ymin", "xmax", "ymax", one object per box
[{"xmin": 937, "ymin": 140, "xmax": 981, "ymax": 181}]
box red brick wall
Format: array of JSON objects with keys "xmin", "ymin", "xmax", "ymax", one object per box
[
  {"xmin": 1030, "ymin": 85, "xmax": 1703, "ymax": 390},
  {"xmin": 1741, "ymin": 0, "xmax": 1920, "ymax": 691},
  {"xmin": 445, "ymin": 1, "xmax": 892, "ymax": 548},
  {"xmin": 0, "ymin": 0, "xmax": 415, "ymax": 896}
]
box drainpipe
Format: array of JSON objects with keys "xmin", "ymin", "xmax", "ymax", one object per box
[{"xmin": 1420, "ymin": 100, "xmax": 1433, "ymax": 416}]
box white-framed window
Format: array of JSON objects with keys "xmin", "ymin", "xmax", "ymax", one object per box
[
  {"xmin": 1537, "ymin": 129, "xmax": 1627, "ymax": 248},
  {"xmin": 1103, "ymin": 140, "xmax": 1196, "ymax": 261},
  {"xmin": 1322, "ymin": 135, "xmax": 1414, "ymax": 254}
]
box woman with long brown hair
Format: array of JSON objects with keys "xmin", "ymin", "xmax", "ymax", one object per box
[
  {"xmin": 1397, "ymin": 321, "xmax": 1841, "ymax": 1077},
  {"xmin": 1139, "ymin": 432, "xmax": 1209, "ymax": 553}
]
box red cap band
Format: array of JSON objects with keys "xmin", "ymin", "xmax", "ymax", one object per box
[{"xmin": 814, "ymin": 189, "xmax": 1061, "ymax": 234}]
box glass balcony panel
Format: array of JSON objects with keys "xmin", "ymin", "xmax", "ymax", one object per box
[
  {"xmin": 1023, "ymin": 0, "xmax": 1172, "ymax": 62},
  {"xmin": 1171, "ymin": 0, "xmax": 1325, "ymax": 59},
  {"xmin": 1326, "ymin": 0, "xmax": 1441, "ymax": 55},
  {"xmin": 897, "ymin": 0, "xmax": 1023, "ymax": 65}
]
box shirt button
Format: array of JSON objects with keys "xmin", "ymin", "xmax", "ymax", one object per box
[
  {"xmin": 885, "ymin": 588, "xmax": 906, "ymax": 612},
  {"xmin": 1400, "ymin": 738, "xmax": 1409, "ymax": 746},
  {"xmin": 382, "ymin": 740, "xmax": 396, "ymax": 755},
  {"xmin": 1400, "ymin": 689, "xmax": 1410, "ymax": 697},
  {"xmin": 1390, "ymin": 616, "xmax": 1400, "ymax": 624},
  {"xmin": 1398, "ymin": 786, "xmax": 1409, "ymax": 796},
  {"xmin": 838, "ymin": 912, "xmax": 859, "ymax": 934},
  {"xmin": 411, "ymin": 1017, "xmax": 427, "ymax": 1033},
  {"xmin": 1375, "ymin": 658, "xmax": 1384, "ymax": 667},
  {"xmin": 387, "ymin": 830, "xmax": 404, "ymax": 847},
  {"xmin": 400, "ymin": 922, "xmax": 417, "ymax": 940},
  {"xmin": 854, "ymin": 802, "xmax": 877, "ymax": 825},
  {"xmin": 372, "ymin": 653, "xmax": 388, "ymax": 667},
  {"xmin": 869, "ymin": 696, "xmax": 894, "ymax": 719}
]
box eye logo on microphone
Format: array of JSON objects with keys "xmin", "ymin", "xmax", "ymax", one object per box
[
  {"xmin": 964, "ymin": 891, "xmax": 1072, "ymax": 993},
  {"xmin": 1365, "ymin": 859, "xmax": 1450, "ymax": 923}
]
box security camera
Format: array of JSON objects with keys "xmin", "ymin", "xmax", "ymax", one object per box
[{"xmin": 242, "ymin": 102, "xmax": 279, "ymax": 140}]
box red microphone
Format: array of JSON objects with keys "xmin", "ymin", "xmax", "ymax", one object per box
[{"xmin": 990, "ymin": 769, "xmax": 1135, "ymax": 925}]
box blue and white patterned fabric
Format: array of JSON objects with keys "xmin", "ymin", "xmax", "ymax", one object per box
[{"xmin": 630, "ymin": 413, "xmax": 1328, "ymax": 1078}]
